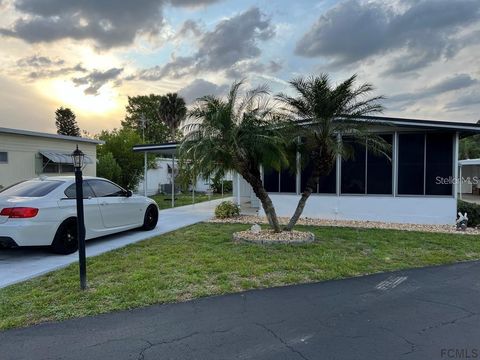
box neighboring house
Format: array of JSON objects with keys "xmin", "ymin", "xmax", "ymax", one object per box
[
  {"xmin": 458, "ymin": 159, "xmax": 480, "ymax": 198},
  {"xmin": 0, "ymin": 127, "xmax": 103, "ymax": 189},
  {"xmin": 233, "ymin": 116, "xmax": 480, "ymax": 225},
  {"xmin": 136, "ymin": 158, "xmax": 213, "ymax": 196}
]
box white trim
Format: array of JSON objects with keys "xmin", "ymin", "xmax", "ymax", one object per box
[{"xmin": 0, "ymin": 127, "xmax": 103, "ymax": 144}]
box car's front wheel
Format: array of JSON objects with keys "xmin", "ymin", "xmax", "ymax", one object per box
[
  {"xmin": 142, "ymin": 205, "xmax": 158, "ymax": 230},
  {"xmin": 51, "ymin": 218, "xmax": 78, "ymax": 254}
]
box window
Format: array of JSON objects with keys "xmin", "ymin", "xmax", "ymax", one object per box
[
  {"xmin": 64, "ymin": 182, "xmax": 96, "ymax": 199},
  {"xmin": 41, "ymin": 155, "xmax": 75, "ymax": 174},
  {"xmin": 0, "ymin": 152, "xmax": 7, "ymax": 163},
  {"xmin": 88, "ymin": 180, "xmax": 125, "ymax": 197},
  {"xmin": 341, "ymin": 140, "xmax": 366, "ymax": 194},
  {"xmin": 300, "ymin": 160, "xmax": 337, "ymax": 194},
  {"xmin": 398, "ymin": 133, "xmax": 425, "ymax": 195},
  {"xmin": 280, "ymin": 169, "xmax": 296, "ymax": 193},
  {"xmin": 0, "ymin": 180, "xmax": 62, "ymax": 197},
  {"xmin": 397, "ymin": 132, "xmax": 454, "ymax": 196},
  {"xmin": 425, "ymin": 133, "xmax": 453, "ymax": 196},
  {"xmin": 367, "ymin": 134, "xmax": 393, "ymax": 195},
  {"xmin": 263, "ymin": 167, "xmax": 279, "ymax": 192}
]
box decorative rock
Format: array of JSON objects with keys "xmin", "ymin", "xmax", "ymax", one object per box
[
  {"xmin": 251, "ymin": 224, "xmax": 261, "ymax": 233},
  {"xmin": 233, "ymin": 230, "xmax": 315, "ymax": 245}
]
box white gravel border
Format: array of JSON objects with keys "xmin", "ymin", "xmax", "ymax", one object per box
[
  {"xmin": 210, "ymin": 215, "xmax": 480, "ymax": 235},
  {"xmin": 233, "ymin": 230, "xmax": 315, "ymax": 244}
]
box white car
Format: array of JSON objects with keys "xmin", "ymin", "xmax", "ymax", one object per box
[{"xmin": 0, "ymin": 176, "xmax": 159, "ymax": 254}]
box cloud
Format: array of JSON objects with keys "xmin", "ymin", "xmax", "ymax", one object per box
[
  {"xmin": 72, "ymin": 67, "xmax": 123, "ymax": 95},
  {"xmin": 15, "ymin": 55, "xmax": 87, "ymax": 79},
  {"xmin": 295, "ymin": 0, "xmax": 480, "ymax": 74},
  {"xmin": 17, "ymin": 55, "xmax": 65, "ymax": 67},
  {"xmin": 178, "ymin": 78, "xmax": 228, "ymax": 104},
  {"xmin": 445, "ymin": 91, "xmax": 480, "ymax": 110},
  {"xmin": 176, "ymin": 20, "xmax": 202, "ymax": 38},
  {"xmin": 137, "ymin": 7, "xmax": 275, "ymax": 80},
  {"xmin": 225, "ymin": 59, "xmax": 282, "ymax": 79},
  {"xmin": 0, "ymin": 0, "xmax": 221, "ymax": 49},
  {"xmin": 388, "ymin": 74, "xmax": 478, "ymax": 104}
]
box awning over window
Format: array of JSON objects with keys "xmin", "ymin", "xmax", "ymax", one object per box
[{"xmin": 40, "ymin": 151, "xmax": 93, "ymax": 164}]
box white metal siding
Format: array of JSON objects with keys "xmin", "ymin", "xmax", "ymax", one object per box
[{"xmin": 0, "ymin": 133, "xmax": 97, "ymax": 188}]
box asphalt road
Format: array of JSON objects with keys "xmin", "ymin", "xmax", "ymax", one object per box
[
  {"xmin": 2, "ymin": 261, "xmax": 480, "ymax": 360},
  {"xmin": 0, "ymin": 198, "xmax": 229, "ymax": 288}
]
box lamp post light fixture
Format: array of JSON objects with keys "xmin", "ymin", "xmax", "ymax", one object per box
[{"xmin": 71, "ymin": 145, "xmax": 87, "ymax": 290}]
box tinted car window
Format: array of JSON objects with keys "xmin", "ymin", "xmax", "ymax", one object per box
[
  {"xmin": 88, "ymin": 180, "xmax": 124, "ymax": 197},
  {"xmin": 64, "ymin": 182, "xmax": 96, "ymax": 199},
  {"xmin": 0, "ymin": 180, "xmax": 63, "ymax": 197}
]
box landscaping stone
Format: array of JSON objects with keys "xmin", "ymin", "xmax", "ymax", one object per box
[
  {"xmin": 211, "ymin": 215, "xmax": 480, "ymax": 235},
  {"xmin": 233, "ymin": 229, "xmax": 315, "ymax": 244}
]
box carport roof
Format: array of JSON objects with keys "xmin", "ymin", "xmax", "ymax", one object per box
[{"xmin": 132, "ymin": 142, "xmax": 178, "ymax": 155}]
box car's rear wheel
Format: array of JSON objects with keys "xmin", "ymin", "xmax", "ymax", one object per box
[
  {"xmin": 142, "ymin": 205, "xmax": 158, "ymax": 230},
  {"xmin": 51, "ymin": 218, "xmax": 78, "ymax": 254}
]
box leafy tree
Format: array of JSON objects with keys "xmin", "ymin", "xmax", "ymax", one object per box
[
  {"xmin": 97, "ymin": 152, "xmax": 122, "ymax": 184},
  {"xmin": 121, "ymin": 95, "xmax": 171, "ymax": 144},
  {"xmin": 55, "ymin": 107, "xmax": 80, "ymax": 136},
  {"xmin": 460, "ymin": 134, "xmax": 480, "ymax": 159},
  {"xmin": 277, "ymin": 74, "xmax": 387, "ymax": 230},
  {"xmin": 159, "ymin": 93, "xmax": 187, "ymax": 142},
  {"xmin": 180, "ymin": 81, "xmax": 289, "ymax": 232},
  {"xmin": 97, "ymin": 128, "xmax": 153, "ymax": 190}
]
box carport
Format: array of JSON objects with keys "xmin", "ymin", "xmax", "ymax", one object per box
[
  {"xmin": 132, "ymin": 142, "xmax": 179, "ymax": 207},
  {"xmin": 132, "ymin": 142, "xmax": 236, "ymax": 207}
]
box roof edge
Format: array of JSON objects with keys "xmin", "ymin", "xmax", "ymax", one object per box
[{"xmin": 0, "ymin": 127, "xmax": 105, "ymax": 144}]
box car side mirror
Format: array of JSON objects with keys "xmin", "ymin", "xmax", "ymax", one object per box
[{"xmin": 125, "ymin": 190, "xmax": 133, "ymax": 197}]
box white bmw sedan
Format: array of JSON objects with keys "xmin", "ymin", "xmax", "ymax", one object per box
[{"xmin": 0, "ymin": 176, "xmax": 159, "ymax": 254}]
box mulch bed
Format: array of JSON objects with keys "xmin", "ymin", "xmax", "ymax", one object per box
[{"xmin": 233, "ymin": 229, "xmax": 315, "ymax": 244}]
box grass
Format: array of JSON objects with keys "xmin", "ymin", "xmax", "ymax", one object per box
[
  {"xmin": 1, "ymin": 223, "xmax": 480, "ymax": 330},
  {"xmin": 150, "ymin": 192, "xmax": 231, "ymax": 210}
]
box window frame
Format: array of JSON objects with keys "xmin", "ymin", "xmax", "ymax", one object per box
[
  {"xmin": 395, "ymin": 131, "xmax": 454, "ymax": 198},
  {"xmin": 0, "ymin": 151, "xmax": 8, "ymax": 164},
  {"xmin": 339, "ymin": 133, "xmax": 394, "ymax": 197},
  {"xmin": 86, "ymin": 179, "xmax": 127, "ymax": 198}
]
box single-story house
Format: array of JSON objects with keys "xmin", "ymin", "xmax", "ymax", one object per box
[
  {"xmin": 0, "ymin": 127, "xmax": 103, "ymax": 189},
  {"xmin": 233, "ymin": 116, "xmax": 480, "ymax": 225},
  {"xmin": 136, "ymin": 157, "xmax": 213, "ymax": 196}
]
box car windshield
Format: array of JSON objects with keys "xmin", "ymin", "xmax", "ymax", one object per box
[{"xmin": 0, "ymin": 180, "xmax": 63, "ymax": 197}]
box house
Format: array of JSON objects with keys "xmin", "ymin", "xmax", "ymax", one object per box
[
  {"xmin": 458, "ymin": 158, "xmax": 480, "ymax": 203},
  {"xmin": 136, "ymin": 158, "xmax": 213, "ymax": 196},
  {"xmin": 0, "ymin": 127, "xmax": 103, "ymax": 189},
  {"xmin": 233, "ymin": 116, "xmax": 480, "ymax": 225}
]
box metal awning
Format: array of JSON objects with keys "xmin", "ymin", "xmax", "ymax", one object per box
[{"xmin": 40, "ymin": 151, "xmax": 93, "ymax": 164}]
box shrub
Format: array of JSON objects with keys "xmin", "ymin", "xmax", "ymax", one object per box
[
  {"xmin": 457, "ymin": 200, "xmax": 480, "ymax": 227},
  {"xmin": 215, "ymin": 201, "xmax": 240, "ymax": 219}
]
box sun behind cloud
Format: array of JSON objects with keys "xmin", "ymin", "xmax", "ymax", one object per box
[{"xmin": 45, "ymin": 79, "xmax": 120, "ymax": 115}]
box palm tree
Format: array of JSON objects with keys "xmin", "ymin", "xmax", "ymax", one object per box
[
  {"xmin": 180, "ymin": 81, "xmax": 289, "ymax": 232},
  {"xmin": 277, "ymin": 74, "xmax": 387, "ymax": 231},
  {"xmin": 159, "ymin": 93, "xmax": 187, "ymax": 142}
]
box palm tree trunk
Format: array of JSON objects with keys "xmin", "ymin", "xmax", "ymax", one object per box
[
  {"xmin": 237, "ymin": 164, "xmax": 281, "ymax": 233},
  {"xmin": 285, "ymin": 154, "xmax": 334, "ymax": 231}
]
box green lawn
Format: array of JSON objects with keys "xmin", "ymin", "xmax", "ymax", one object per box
[
  {"xmin": 1, "ymin": 223, "xmax": 480, "ymax": 330},
  {"xmin": 151, "ymin": 192, "xmax": 231, "ymax": 210}
]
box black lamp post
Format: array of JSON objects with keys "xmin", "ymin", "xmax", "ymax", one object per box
[{"xmin": 71, "ymin": 145, "xmax": 87, "ymax": 290}]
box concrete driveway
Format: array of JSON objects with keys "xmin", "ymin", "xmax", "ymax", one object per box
[
  {"xmin": 1, "ymin": 261, "xmax": 479, "ymax": 360},
  {"xmin": 0, "ymin": 198, "xmax": 230, "ymax": 289}
]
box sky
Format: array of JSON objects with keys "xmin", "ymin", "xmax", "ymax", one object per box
[{"xmin": 0, "ymin": 0, "xmax": 479, "ymax": 134}]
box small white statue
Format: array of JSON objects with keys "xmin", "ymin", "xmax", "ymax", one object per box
[
  {"xmin": 456, "ymin": 212, "xmax": 468, "ymax": 231},
  {"xmin": 251, "ymin": 224, "xmax": 261, "ymax": 233}
]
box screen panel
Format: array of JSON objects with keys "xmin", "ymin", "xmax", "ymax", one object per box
[
  {"xmin": 263, "ymin": 167, "xmax": 279, "ymax": 192},
  {"xmin": 341, "ymin": 139, "xmax": 366, "ymax": 194},
  {"xmin": 280, "ymin": 169, "xmax": 296, "ymax": 193},
  {"xmin": 398, "ymin": 133, "xmax": 425, "ymax": 195},
  {"xmin": 367, "ymin": 134, "xmax": 393, "ymax": 195},
  {"xmin": 318, "ymin": 160, "xmax": 337, "ymax": 194},
  {"xmin": 425, "ymin": 133, "xmax": 453, "ymax": 196}
]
